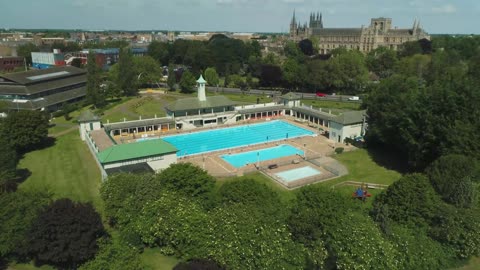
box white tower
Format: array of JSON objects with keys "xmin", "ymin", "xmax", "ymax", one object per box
[{"xmin": 197, "ymin": 75, "xmax": 207, "ymax": 101}]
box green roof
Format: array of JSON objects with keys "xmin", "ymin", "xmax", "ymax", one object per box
[
  {"xmin": 280, "ymin": 92, "xmax": 302, "ymax": 100},
  {"xmin": 78, "ymin": 110, "xmax": 100, "ymax": 122},
  {"xmin": 332, "ymin": 110, "xmax": 366, "ymax": 125},
  {"xmin": 196, "ymin": 75, "xmax": 207, "ymax": 84},
  {"xmin": 97, "ymin": 139, "xmax": 178, "ymax": 164},
  {"xmin": 165, "ymin": 95, "xmax": 237, "ymax": 112}
]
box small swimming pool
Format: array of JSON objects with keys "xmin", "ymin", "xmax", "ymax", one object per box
[
  {"xmin": 162, "ymin": 120, "xmax": 314, "ymax": 156},
  {"xmin": 221, "ymin": 144, "xmax": 303, "ymax": 168},
  {"xmin": 275, "ymin": 166, "xmax": 322, "ymax": 182}
]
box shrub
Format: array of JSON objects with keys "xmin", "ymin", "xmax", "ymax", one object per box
[{"xmin": 334, "ymin": 147, "xmax": 344, "ymax": 154}]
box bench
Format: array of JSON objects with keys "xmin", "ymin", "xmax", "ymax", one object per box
[{"xmin": 268, "ymin": 164, "xmax": 278, "ymax": 170}]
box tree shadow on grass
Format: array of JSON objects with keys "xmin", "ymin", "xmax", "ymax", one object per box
[
  {"xmin": 366, "ymin": 145, "xmax": 411, "ymax": 174},
  {"xmin": 4, "ymin": 168, "xmax": 32, "ymax": 193}
]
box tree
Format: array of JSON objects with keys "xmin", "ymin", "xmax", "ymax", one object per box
[
  {"xmin": 133, "ymin": 56, "xmax": 162, "ymax": 87},
  {"xmin": 17, "ymin": 43, "xmax": 39, "ymax": 65},
  {"xmin": 204, "ymin": 67, "xmax": 219, "ymax": 87},
  {"xmin": 259, "ymin": 64, "xmax": 283, "ymax": 87},
  {"xmin": 179, "ymin": 70, "xmax": 196, "ymax": 93},
  {"xmin": 430, "ymin": 205, "xmax": 480, "ymax": 259},
  {"xmin": 282, "ymin": 58, "xmax": 307, "ymax": 89},
  {"xmin": 134, "ymin": 191, "xmax": 208, "ymax": 252},
  {"xmin": 218, "ymin": 178, "xmax": 285, "ymax": 219},
  {"xmin": 86, "ymin": 50, "xmax": 105, "ymax": 108},
  {"xmin": 167, "ymin": 65, "xmax": 176, "ymax": 91},
  {"xmin": 366, "ymin": 47, "xmax": 398, "ymax": 79},
  {"xmin": 0, "ymin": 191, "xmax": 50, "ymax": 259},
  {"xmin": 372, "ymin": 174, "xmax": 440, "ymax": 228},
  {"xmin": 200, "ymin": 204, "xmax": 309, "ymax": 270},
  {"xmin": 426, "ymin": 154, "xmax": 479, "ymax": 208},
  {"xmin": 156, "ymin": 163, "xmax": 215, "ymax": 201},
  {"xmin": 299, "ymin": 39, "xmax": 314, "ymax": 56},
  {"xmin": 71, "ymin": 58, "xmax": 83, "ymax": 68},
  {"xmin": 28, "ymin": 199, "xmax": 105, "ymax": 269},
  {"xmin": 289, "ymin": 186, "xmax": 398, "ymax": 270},
  {"xmin": 79, "ymin": 238, "xmax": 143, "ymax": 270},
  {"xmin": 0, "ymin": 110, "xmax": 49, "ymax": 153},
  {"xmin": 101, "ymin": 173, "xmax": 160, "ymax": 227},
  {"xmin": 0, "ymin": 138, "xmax": 17, "ymax": 192},
  {"xmin": 117, "ymin": 47, "xmax": 137, "ymax": 96},
  {"xmin": 148, "ymin": 41, "xmax": 171, "ymax": 65}
]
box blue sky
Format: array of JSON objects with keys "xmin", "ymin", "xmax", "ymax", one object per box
[{"xmin": 1, "ymin": 0, "xmax": 478, "ymax": 34}]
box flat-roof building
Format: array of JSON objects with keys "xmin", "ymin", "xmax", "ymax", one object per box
[{"xmin": 0, "ymin": 66, "xmax": 86, "ymax": 111}]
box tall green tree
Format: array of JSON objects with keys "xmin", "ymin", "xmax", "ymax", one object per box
[
  {"xmin": 0, "ymin": 110, "xmax": 49, "ymax": 153},
  {"xmin": 118, "ymin": 47, "xmax": 137, "ymax": 96},
  {"xmin": 204, "ymin": 67, "xmax": 219, "ymax": 86},
  {"xmin": 426, "ymin": 155, "xmax": 479, "ymax": 208},
  {"xmin": 179, "ymin": 70, "xmax": 196, "ymax": 93},
  {"xmin": 0, "ymin": 138, "xmax": 17, "ymax": 192},
  {"xmin": 28, "ymin": 199, "xmax": 105, "ymax": 269},
  {"xmin": 282, "ymin": 58, "xmax": 307, "ymax": 90},
  {"xmin": 148, "ymin": 41, "xmax": 171, "ymax": 65},
  {"xmin": 0, "ymin": 191, "xmax": 50, "ymax": 259},
  {"xmin": 167, "ymin": 65, "xmax": 176, "ymax": 90},
  {"xmin": 133, "ymin": 56, "xmax": 162, "ymax": 86},
  {"xmin": 156, "ymin": 163, "xmax": 215, "ymax": 201},
  {"xmin": 79, "ymin": 238, "xmax": 143, "ymax": 270},
  {"xmin": 17, "ymin": 43, "xmax": 39, "ymax": 66},
  {"xmin": 86, "ymin": 50, "xmax": 105, "ymax": 108}
]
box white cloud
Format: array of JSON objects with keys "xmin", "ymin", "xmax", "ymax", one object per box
[{"xmin": 431, "ymin": 4, "xmax": 457, "ymax": 14}]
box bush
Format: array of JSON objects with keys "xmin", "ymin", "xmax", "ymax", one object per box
[
  {"xmin": 334, "ymin": 147, "xmax": 344, "ymax": 154},
  {"xmin": 426, "ymin": 154, "xmax": 479, "ymax": 208}
]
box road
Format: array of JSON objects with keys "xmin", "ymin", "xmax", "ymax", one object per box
[
  {"xmin": 206, "ymin": 86, "xmax": 361, "ymax": 102},
  {"xmin": 156, "ymin": 83, "xmax": 361, "ymax": 102}
]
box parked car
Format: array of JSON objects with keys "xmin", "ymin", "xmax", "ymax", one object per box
[
  {"xmin": 316, "ymin": 92, "xmax": 327, "ymax": 97},
  {"xmin": 348, "ymin": 96, "xmax": 360, "ymax": 101}
]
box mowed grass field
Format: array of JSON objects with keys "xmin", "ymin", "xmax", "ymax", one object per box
[{"xmin": 18, "ymin": 131, "xmax": 102, "ymax": 209}]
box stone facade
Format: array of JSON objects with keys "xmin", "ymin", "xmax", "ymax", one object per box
[{"xmin": 289, "ymin": 11, "xmax": 430, "ymax": 54}]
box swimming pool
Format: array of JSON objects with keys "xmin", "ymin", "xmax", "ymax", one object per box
[
  {"xmin": 275, "ymin": 166, "xmax": 322, "ymax": 182},
  {"xmin": 221, "ymin": 144, "xmax": 304, "ymax": 168},
  {"xmin": 162, "ymin": 120, "xmax": 314, "ymax": 156}
]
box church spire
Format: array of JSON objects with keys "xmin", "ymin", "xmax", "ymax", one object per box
[
  {"xmin": 291, "ymin": 9, "xmax": 296, "ymax": 25},
  {"xmin": 320, "ymin": 12, "xmax": 323, "ymax": 28}
]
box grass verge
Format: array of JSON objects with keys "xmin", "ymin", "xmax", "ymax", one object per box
[{"xmin": 18, "ymin": 131, "xmax": 103, "ymax": 210}]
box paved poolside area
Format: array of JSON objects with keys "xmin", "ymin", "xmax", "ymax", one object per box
[{"xmin": 105, "ymin": 117, "xmax": 352, "ymax": 186}]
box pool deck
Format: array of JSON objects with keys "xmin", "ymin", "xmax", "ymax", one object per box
[
  {"xmin": 179, "ymin": 118, "xmax": 352, "ymax": 187},
  {"xmin": 105, "ymin": 116, "xmax": 352, "ymax": 187}
]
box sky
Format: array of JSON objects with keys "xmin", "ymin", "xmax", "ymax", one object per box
[{"xmin": 1, "ymin": 0, "xmax": 479, "ymax": 34}]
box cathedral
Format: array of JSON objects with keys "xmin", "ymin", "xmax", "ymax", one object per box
[{"xmin": 289, "ymin": 11, "xmax": 430, "ymax": 54}]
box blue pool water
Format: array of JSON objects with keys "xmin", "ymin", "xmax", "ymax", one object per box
[
  {"xmin": 221, "ymin": 144, "xmax": 304, "ymax": 168},
  {"xmin": 162, "ymin": 120, "xmax": 314, "ymax": 156},
  {"xmin": 275, "ymin": 166, "xmax": 322, "ymax": 182}
]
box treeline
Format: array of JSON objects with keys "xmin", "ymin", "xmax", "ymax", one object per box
[
  {"xmin": 26, "ymin": 160, "xmax": 472, "ymax": 270},
  {"xmin": 365, "ymin": 36, "xmax": 480, "ymax": 170}
]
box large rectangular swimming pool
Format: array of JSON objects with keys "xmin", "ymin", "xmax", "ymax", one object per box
[
  {"xmin": 162, "ymin": 120, "xmax": 314, "ymax": 156},
  {"xmin": 221, "ymin": 144, "xmax": 303, "ymax": 168}
]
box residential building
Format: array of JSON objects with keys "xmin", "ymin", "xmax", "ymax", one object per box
[{"xmin": 0, "ymin": 56, "xmax": 25, "ymax": 72}]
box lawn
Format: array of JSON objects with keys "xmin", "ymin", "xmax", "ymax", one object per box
[
  {"xmin": 454, "ymin": 257, "xmax": 480, "ymax": 270},
  {"xmin": 18, "ymin": 130, "xmax": 103, "ymax": 209},
  {"xmin": 100, "ymin": 96, "xmax": 169, "ymax": 123},
  {"xmin": 140, "ymin": 248, "xmax": 180, "ymax": 270},
  {"xmin": 219, "ymin": 148, "xmax": 402, "ymax": 203},
  {"xmin": 322, "ymin": 149, "xmax": 402, "ymax": 188},
  {"xmin": 301, "ymin": 99, "xmax": 362, "ymax": 112}
]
